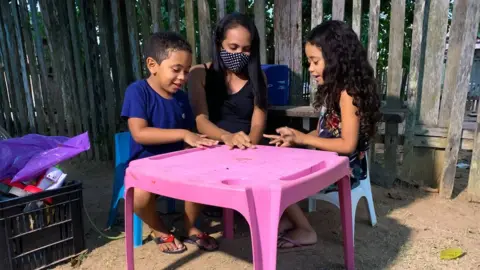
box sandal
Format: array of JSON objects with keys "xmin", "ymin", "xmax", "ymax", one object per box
[
  {"xmin": 152, "ymin": 234, "xmax": 187, "ymax": 254},
  {"xmin": 277, "ymin": 235, "xmax": 315, "ymax": 252},
  {"xmin": 184, "ymin": 232, "xmax": 219, "ymax": 251}
]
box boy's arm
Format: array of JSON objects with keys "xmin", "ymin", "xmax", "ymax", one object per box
[{"xmin": 128, "ymin": 117, "xmax": 188, "ymax": 145}]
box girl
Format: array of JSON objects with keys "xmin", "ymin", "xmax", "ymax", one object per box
[
  {"xmin": 188, "ymin": 13, "xmax": 268, "ymax": 217},
  {"xmin": 265, "ymin": 20, "xmax": 381, "ymax": 249}
]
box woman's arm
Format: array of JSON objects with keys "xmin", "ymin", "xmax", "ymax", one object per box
[
  {"xmin": 188, "ymin": 64, "xmax": 231, "ymax": 141},
  {"xmin": 249, "ymin": 105, "xmax": 267, "ymax": 144},
  {"xmin": 300, "ymin": 91, "xmax": 359, "ymax": 154}
]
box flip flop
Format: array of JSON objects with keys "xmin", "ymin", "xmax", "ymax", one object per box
[
  {"xmin": 152, "ymin": 234, "xmax": 187, "ymax": 254},
  {"xmin": 277, "ymin": 235, "xmax": 316, "ymax": 253},
  {"xmin": 184, "ymin": 232, "xmax": 219, "ymax": 251}
]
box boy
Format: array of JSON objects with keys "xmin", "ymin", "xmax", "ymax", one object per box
[{"xmin": 121, "ymin": 32, "xmax": 219, "ymax": 254}]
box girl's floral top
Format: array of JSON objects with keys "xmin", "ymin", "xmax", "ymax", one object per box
[{"xmin": 317, "ymin": 105, "xmax": 369, "ymax": 193}]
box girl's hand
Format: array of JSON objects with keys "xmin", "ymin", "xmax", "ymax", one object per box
[
  {"xmin": 184, "ymin": 132, "xmax": 219, "ymax": 148},
  {"xmin": 263, "ymin": 127, "xmax": 306, "ymax": 147},
  {"xmin": 221, "ymin": 131, "xmax": 254, "ymax": 150}
]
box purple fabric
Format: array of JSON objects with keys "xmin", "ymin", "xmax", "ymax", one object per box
[{"xmin": 0, "ymin": 132, "xmax": 90, "ymax": 182}]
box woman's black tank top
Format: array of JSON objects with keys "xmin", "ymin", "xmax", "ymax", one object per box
[{"xmin": 203, "ymin": 64, "xmax": 254, "ymax": 134}]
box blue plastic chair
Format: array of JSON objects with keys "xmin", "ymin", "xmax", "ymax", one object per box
[{"xmin": 106, "ymin": 132, "xmax": 176, "ymax": 247}]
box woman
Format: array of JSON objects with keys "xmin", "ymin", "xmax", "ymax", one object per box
[{"xmin": 188, "ymin": 13, "xmax": 268, "ymax": 217}]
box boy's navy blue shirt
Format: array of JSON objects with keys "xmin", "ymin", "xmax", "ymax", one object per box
[{"xmin": 121, "ymin": 79, "xmax": 194, "ymax": 162}]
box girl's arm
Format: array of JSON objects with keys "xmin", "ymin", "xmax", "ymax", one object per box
[
  {"xmin": 300, "ymin": 91, "xmax": 360, "ymax": 154},
  {"xmin": 188, "ymin": 64, "xmax": 231, "ymax": 141}
]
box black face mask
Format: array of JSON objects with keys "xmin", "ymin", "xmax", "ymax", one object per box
[{"xmin": 220, "ymin": 49, "xmax": 250, "ymax": 73}]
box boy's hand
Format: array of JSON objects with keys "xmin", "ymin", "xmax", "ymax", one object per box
[
  {"xmin": 263, "ymin": 127, "xmax": 306, "ymax": 147},
  {"xmin": 184, "ymin": 132, "xmax": 219, "ymax": 148},
  {"xmin": 221, "ymin": 131, "xmax": 255, "ymax": 150}
]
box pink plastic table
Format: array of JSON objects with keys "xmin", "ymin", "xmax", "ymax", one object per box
[{"xmin": 124, "ymin": 145, "xmax": 354, "ymax": 270}]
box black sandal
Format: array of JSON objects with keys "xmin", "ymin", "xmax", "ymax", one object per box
[
  {"xmin": 184, "ymin": 232, "xmax": 219, "ymax": 251},
  {"xmin": 152, "ymin": 234, "xmax": 187, "ymax": 254}
]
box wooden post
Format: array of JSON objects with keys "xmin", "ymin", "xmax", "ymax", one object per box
[
  {"xmin": 440, "ymin": 0, "xmax": 480, "ymax": 199},
  {"xmin": 274, "ymin": 0, "xmax": 302, "ymax": 105},
  {"xmin": 11, "ymin": 0, "xmax": 35, "ymax": 133},
  {"xmin": 0, "ymin": 11, "xmax": 14, "ymax": 134},
  {"xmin": 1, "ymin": 0, "xmax": 28, "ymax": 134},
  {"xmin": 140, "ymin": 0, "xmax": 151, "ymax": 41},
  {"xmin": 18, "ymin": 1, "xmax": 45, "ymax": 135},
  {"xmin": 414, "ymin": 0, "xmax": 450, "ymax": 188},
  {"xmin": 150, "ymin": 0, "xmax": 164, "ymax": 32},
  {"xmin": 125, "ymin": 0, "xmax": 142, "ymax": 80},
  {"xmin": 309, "ymin": 0, "xmax": 323, "ymax": 106},
  {"xmin": 216, "ymin": 0, "xmax": 226, "ymax": 20},
  {"xmin": 332, "ymin": 0, "xmax": 345, "ymax": 21},
  {"xmin": 254, "ymin": 0, "xmax": 266, "ymax": 64},
  {"xmin": 185, "ymin": 0, "xmax": 196, "ymax": 64},
  {"xmin": 111, "ymin": 0, "xmax": 128, "ymax": 112},
  {"xmin": 29, "ymin": 0, "xmax": 55, "ymax": 136},
  {"xmin": 352, "ymin": 0, "xmax": 362, "ymax": 37},
  {"xmin": 419, "ymin": 0, "xmax": 449, "ymax": 126},
  {"xmin": 197, "ymin": 0, "xmax": 212, "ymax": 63},
  {"xmin": 402, "ymin": 0, "xmax": 426, "ymax": 183},
  {"xmin": 383, "ymin": 0, "xmax": 405, "ymax": 184},
  {"xmin": 235, "ymin": 0, "xmax": 246, "ymax": 13},
  {"xmin": 78, "ymin": 0, "xmax": 101, "ymax": 160},
  {"xmin": 469, "ymin": 90, "xmax": 480, "ymax": 202},
  {"xmin": 167, "ymin": 0, "xmax": 179, "ymax": 32},
  {"xmin": 67, "ymin": 0, "xmax": 90, "ymax": 145}
]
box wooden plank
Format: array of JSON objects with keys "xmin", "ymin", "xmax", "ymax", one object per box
[
  {"xmin": 0, "ymin": 10, "xmax": 14, "ymax": 134},
  {"xmin": 216, "ymin": 0, "xmax": 226, "ymax": 20},
  {"xmin": 167, "ymin": 0, "xmax": 179, "ymax": 32},
  {"xmin": 469, "ymin": 92, "xmax": 480, "ymax": 202},
  {"xmin": 97, "ymin": 0, "xmax": 116, "ymax": 159},
  {"xmin": 235, "ymin": 0, "xmax": 246, "ymax": 13},
  {"xmin": 440, "ymin": 0, "xmax": 480, "ymax": 199},
  {"xmin": 111, "ymin": 0, "xmax": 128, "ymax": 114},
  {"xmin": 386, "ymin": 0, "xmax": 405, "ymax": 108},
  {"xmin": 78, "ymin": 0, "xmax": 100, "ymax": 160},
  {"xmin": 332, "ymin": 0, "xmax": 345, "ymax": 21},
  {"xmin": 402, "ymin": 0, "xmax": 427, "ymax": 184},
  {"xmin": 150, "ymin": 0, "xmax": 164, "ymax": 32},
  {"xmin": 40, "ymin": 1, "xmax": 69, "ymax": 136},
  {"xmin": 309, "ymin": 0, "xmax": 323, "ymax": 106},
  {"xmin": 367, "ymin": 0, "xmax": 380, "ymax": 73},
  {"xmin": 419, "ymin": 0, "xmax": 449, "ymax": 126},
  {"xmin": 11, "ymin": 0, "xmax": 35, "ymax": 133},
  {"xmin": 383, "ymin": 121, "xmax": 399, "ymax": 187},
  {"xmin": 197, "ymin": 0, "xmax": 212, "ymax": 63},
  {"xmin": 185, "ymin": 0, "xmax": 196, "ymax": 65},
  {"xmin": 352, "ymin": 0, "xmax": 362, "ymax": 37},
  {"xmin": 410, "ymin": 148, "xmax": 445, "ymax": 188},
  {"xmin": 274, "ymin": 1, "xmax": 303, "ymax": 105},
  {"xmin": 1, "ymin": 0, "xmax": 27, "ymax": 134},
  {"xmin": 66, "ymin": 0, "xmax": 90, "ymax": 158},
  {"xmin": 140, "ymin": 0, "xmax": 151, "ymax": 42},
  {"xmin": 18, "ymin": 0, "xmax": 45, "ymax": 134},
  {"xmin": 125, "ymin": 0, "xmax": 142, "ymax": 80},
  {"xmin": 29, "ymin": 0, "xmax": 56, "ymax": 136},
  {"xmin": 254, "ymin": 0, "xmax": 266, "ymax": 64}
]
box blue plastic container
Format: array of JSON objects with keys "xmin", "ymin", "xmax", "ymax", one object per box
[{"xmin": 261, "ymin": 64, "xmax": 290, "ymax": 106}]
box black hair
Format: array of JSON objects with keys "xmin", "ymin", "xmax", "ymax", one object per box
[
  {"xmin": 307, "ymin": 20, "xmax": 381, "ymax": 140},
  {"xmin": 210, "ymin": 12, "xmax": 267, "ymax": 109},
  {"xmin": 144, "ymin": 31, "xmax": 192, "ymax": 64}
]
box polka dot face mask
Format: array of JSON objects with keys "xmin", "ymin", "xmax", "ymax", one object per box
[{"xmin": 220, "ymin": 49, "xmax": 250, "ymax": 73}]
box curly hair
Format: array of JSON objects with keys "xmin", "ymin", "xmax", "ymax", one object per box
[{"xmin": 307, "ymin": 20, "xmax": 381, "ymax": 141}]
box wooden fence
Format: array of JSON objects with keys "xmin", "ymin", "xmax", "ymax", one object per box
[{"xmin": 0, "ymin": 0, "xmax": 480, "ymax": 201}]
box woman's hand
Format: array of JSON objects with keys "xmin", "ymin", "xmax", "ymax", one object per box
[
  {"xmin": 221, "ymin": 131, "xmax": 254, "ymax": 150},
  {"xmin": 184, "ymin": 131, "xmax": 219, "ymax": 148},
  {"xmin": 263, "ymin": 127, "xmax": 306, "ymax": 147}
]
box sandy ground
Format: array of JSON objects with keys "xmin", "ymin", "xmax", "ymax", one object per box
[{"xmin": 53, "ymin": 150, "xmax": 480, "ymax": 270}]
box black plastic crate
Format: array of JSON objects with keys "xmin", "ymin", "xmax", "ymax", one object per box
[{"xmin": 0, "ymin": 181, "xmax": 85, "ymax": 270}]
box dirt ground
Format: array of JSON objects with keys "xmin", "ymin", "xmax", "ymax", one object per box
[{"xmin": 53, "ymin": 150, "xmax": 480, "ymax": 270}]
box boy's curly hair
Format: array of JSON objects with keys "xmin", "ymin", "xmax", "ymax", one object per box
[{"xmin": 308, "ymin": 20, "xmax": 381, "ymax": 141}]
